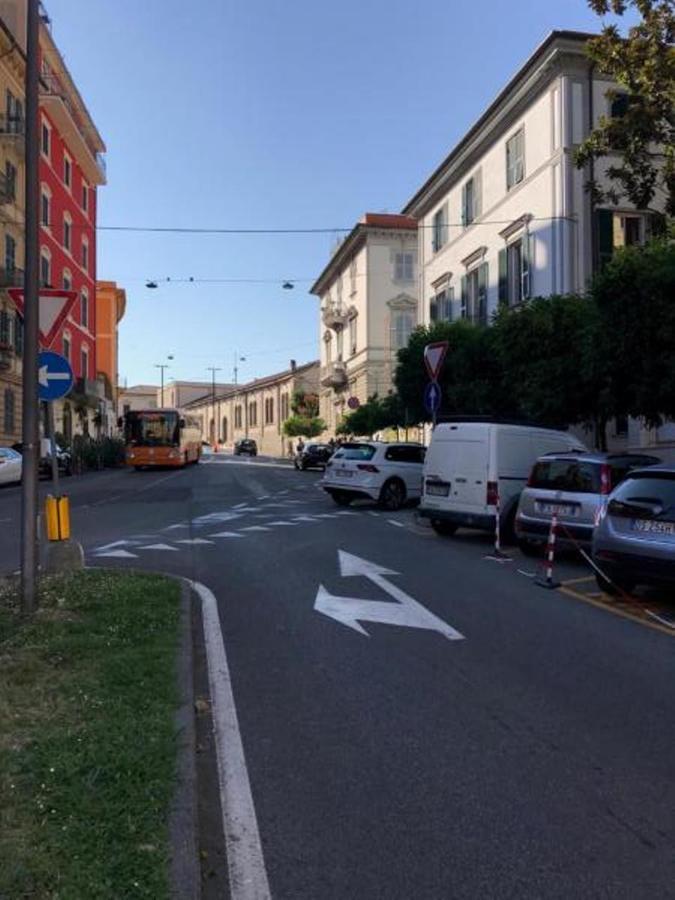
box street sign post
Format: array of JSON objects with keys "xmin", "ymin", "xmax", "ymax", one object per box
[
  {"xmin": 424, "ymin": 380, "xmax": 442, "ymax": 425},
  {"xmin": 423, "ymin": 341, "xmax": 449, "ymax": 381}
]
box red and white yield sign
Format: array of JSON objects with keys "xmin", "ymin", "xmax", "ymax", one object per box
[
  {"xmin": 8, "ymin": 288, "xmax": 78, "ymax": 346},
  {"xmin": 424, "ymin": 341, "xmax": 449, "ymax": 381}
]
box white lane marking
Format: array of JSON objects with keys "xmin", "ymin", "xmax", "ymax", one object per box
[
  {"xmin": 277, "ymin": 490, "xmax": 289, "ymax": 495},
  {"xmin": 241, "ymin": 526, "xmax": 270, "ymax": 532},
  {"xmin": 139, "ymin": 543, "xmax": 179, "ymax": 551},
  {"xmin": 293, "ymin": 516, "xmax": 318, "ymax": 522},
  {"xmin": 335, "ymin": 511, "xmax": 358, "ymax": 516},
  {"xmin": 94, "ymin": 549, "xmax": 138, "ymax": 559},
  {"xmin": 267, "ymin": 521, "xmax": 298, "ymax": 526},
  {"xmin": 233, "ymin": 502, "xmax": 249, "ymax": 509},
  {"xmin": 95, "ymin": 539, "xmax": 133, "ymax": 552},
  {"xmin": 164, "ymin": 523, "xmax": 189, "ymax": 531},
  {"xmin": 192, "ymin": 512, "xmax": 242, "ymax": 526},
  {"xmin": 314, "ymin": 550, "xmax": 464, "ymax": 640},
  {"xmin": 176, "ymin": 538, "xmax": 215, "ymax": 545},
  {"xmin": 387, "ymin": 520, "xmax": 405, "ymax": 528},
  {"xmin": 368, "ymin": 511, "xmax": 380, "ymax": 518},
  {"xmin": 209, "ymin": 531, "xmax": 245, "ymax": 538},
  {"xmin": 192, "ymin": 580, "xmax": 271, "ymax": 900},
  {"xmin": 257, "ymin": 495, "xmax": 270, "ymax": 500},
  {"xmin": 315, "ymin": 513, "xmax": 339, "ymax": 519}
]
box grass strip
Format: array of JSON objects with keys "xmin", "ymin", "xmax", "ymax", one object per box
[{"xmin": 0, "ymin": 570, "xmax": 181, "ymax": 899}]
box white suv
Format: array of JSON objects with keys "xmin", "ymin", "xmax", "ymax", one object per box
[{"xmin": 322, "ymin": 442, "xmax": 426, "ymax": 510}]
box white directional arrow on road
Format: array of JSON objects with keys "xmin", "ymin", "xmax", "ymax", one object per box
[{"xmin": 314, "ymin": 551, "xmax": 464, "ymax": 640}]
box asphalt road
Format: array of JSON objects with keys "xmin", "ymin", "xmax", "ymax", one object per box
[{"xmin": 2, "ymin": 456, "xmax": 674, "ymax": 899}]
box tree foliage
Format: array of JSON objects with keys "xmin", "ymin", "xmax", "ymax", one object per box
[
  {"xmin": 290, "ymin": 391, "xmax": 320, "ymax": 418},
  {"xmin": 336, "ymin": 394, "xmax": 404, "ymax": 437},
  {"xmin": 576, "ymin": 0, "xmax": 675, "ymax": 215},
  {"xmin": 282, "ymin": 415, "xmax": 326, "ymax": 438}
]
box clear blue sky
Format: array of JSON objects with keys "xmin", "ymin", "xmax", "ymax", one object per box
[{"xmin": 46, "ymin": 0, "xmax": 623, "ymax": 388}]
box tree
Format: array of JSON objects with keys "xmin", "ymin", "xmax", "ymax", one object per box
[
  {"xmin": 282, "ymin": 415, "xmax": 326, "ymax": 439},
  {"xmin": 394, "ymin": 320, "xmax": 515, "ymax": 423},
  {"xmin": 336, "ymin": 394, "xmax": 404, "ymax": 437},
  {"xmin": 575, "ymin": 0, "xmax": 675, "ymax": 217},
  {"xmin": 591, "ymin": 239, "xmax": 675, "ymax": 429}
]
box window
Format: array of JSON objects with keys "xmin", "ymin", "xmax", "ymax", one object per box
[
  {"xmin": 80, "ymin": 346, "xmax": 89, "ymax": 379},
  {"xmin": 82, "ymin": 183, "xmax": 89, "ymax": 211},
  {"xmin": 41, "ymin": 120, "xmax": 50, "ymax": 156},
  {"xmin": 394, "ymin": 252, "xmax": 414, "ymax": 281},
  {"xmin": 80, "ymin": 289, "xmax": 89, "ymax": 329},
  {"xmin": 4, "ymin": 233, "xmax": 16, "ymax": 273},
  {"xmin": 234, "ymin": 405, "xmax": 242, "ymax": 429},
  {"xmin": 281, "ymin": 393, "xmax": 289, "ymax": 421},
  {"xmin": 597, "ymin": 210, "xmax": 646, "ymax": 267},
  {"xmin": 349, "ymin": 258, "xmax": 357, "ymax": 293},
  {"xmin": 5, "ymin": 160, "xmax": 16, "ymax": 201},
  {"xmin": 391, "ymin": 309, "xmax": 414, "ymax": 350},
  {"xmin": 506, "ymin": 129, "xmax": 525, "ymax": 190},
  {"xmin": 13, "ymin": 311, "xmax": 22, "ymax": 355},
  {"xmin": 498, "ymin": 237, "xmax": 531, "ymax": 306},
  {"xmin": 6, "ymin": 89, "xmax": 23, "ymax": 134},
  {"xmin": 264, "ymin": 397, "xmax": 274, "ymax": 424},
  {"xmin": 41, "ymin": 190, "xmax": 50, "ymax": 227},
  {"xmin": 62, "ymin": 334, "xmax": 71, "ymax": 362},
  {"xmin": 40, "ymin": 250, "xmax": 51, "ymax": 287},
  {"xmin": 461, "ymin": 263, "xmax": 489, "ymax": 325},
  {"xmin": 3, "ymin": 388, "xmax": 15, "ymax": 433},
  {"xmin": 610, "ymin": 93, "xmax": 629, "ymax": 119},
  {"xmin": 64, "ymin": 155, "xmax": 71, "ymax": 188},
  {"xmin": 349, "ymin": 315, "xmax": 357, "ymax": 356},
  {"xmin": 333, "ymin": 443, "xmax": 376, "ymax": 461},
  {"xmin": 462, "ymin": 171, "xmax": 482, "ymax": 227},
  {"xmin": 63, "ymin": 214, "xmax": 72, "ymax": 251},
  {"xmin": 384, "ymin": 445, "xmax": 426, "ymax": 464},
  {"xmin": 430, "ymin": 286, "xmax": 453, "ymax": 323},
  {"xmin": 81, "ymin": 238, "xmax": 89, "ymax": 272},
  {"xmin": 248, "ymin": 401, "xmax": 257, "ymax": 427},
  {"xmin": 529, "ymin": 460, "xmax": 601, "ymax": 494},
  {"xmin": 62, "ymin": 270, "xmax": 72, "ymax": 291},
  {"xmin": 432, "ymin": 206, "xmax": 447, "ymax": 252},
  {"xmin": 0, "ymin": 308, "xmax": 8, "ymax": 343}
]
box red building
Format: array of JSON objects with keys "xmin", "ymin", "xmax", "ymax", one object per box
[{"xmin": 38, "ymin": 17, "xmax": 105, "ymax": 438}]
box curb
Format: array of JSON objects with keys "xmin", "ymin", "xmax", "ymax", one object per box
[{"xmin": 169, "ymin": 580, "xmax": 202, "ymax": 900}]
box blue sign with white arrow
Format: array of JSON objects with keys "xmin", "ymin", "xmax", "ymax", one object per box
[
  {"xmin": 424, "ymin": 380, "xmax": 441, "ymax": 416},
  {"xmin": 38, "ymin": 351, "xmax": 74, "ymax": 402}
]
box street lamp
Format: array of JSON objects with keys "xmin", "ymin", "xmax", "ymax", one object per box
[
  {"xmin": 233, "ymin": 352, "xmax": 246, "ymax": 385},
  {"xmin": 155, "ymin": 355, "xmax": 173, "ymax": 407}
]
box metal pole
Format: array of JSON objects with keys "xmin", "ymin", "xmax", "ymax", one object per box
[
  {"xmin": 160, "ymin": 367, "xmax": 164, "ymax": 406},
  {"xmin": 20, "ymin": 0, "xmax": 40, "ymax": 615},
  {"xmin": 45, "ymin": 401, "xmax": 59, "ymax": 492},
  {"xmin": 207, "ymin": 366, "xmax": 221, "ymax": 446}
]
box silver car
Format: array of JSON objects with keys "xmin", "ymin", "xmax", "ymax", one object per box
[
  {"xmin": 593, "ymin": 466, "xmax": 675, "ymax": 595},
  {"xmin": 515, "ymin": 452, "xmax": 660, "ymax": 555}
]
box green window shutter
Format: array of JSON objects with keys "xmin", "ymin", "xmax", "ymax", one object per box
[
  {"xmin": 597, "ymin": 209, "xmax": 614, "ymax": 269},
  {"xmin": 521, "ymin": 235, "xmax": 531, "ymax": 299},
  {"xmin": 0, "ymin": 309, "xmax": 8, "ymax": 344},
  {"xmin": 430, "ymin": 295, "xmax": 438, "ymax": 322},
  {"xmin": 477, "ymin": 263, "xmax": 488, "ymax": 325},
  {"xmin": 460, "ymin": 275, "xmax": 468, "ymax": 319},
  {"xmin": 498, "ymin": 248, "xmax": 508, "ymax": 304},
  {"xmin": 14, "ymin": 313, "xmax": 23, "ymax": 355},
  {"xmin": 474, "ymin": 170, "xmax": 482, "ymax": 219}
]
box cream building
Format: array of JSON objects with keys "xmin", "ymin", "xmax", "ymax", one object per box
[
  {"xmin": 185, "ymin": 360, "xmax": 319, "ymax": 458},
  {"xmin": 403, "ymin": 29, "xmax": 668, "ymax": 455},
  {"xmin": 118, "ymin": 384, "xmax": 158, "ymax": 417},
  {"xmin": 310, "ymin": 213, "xmax": 418, "ymax": 435},
  {"xmin": 161, "ymin": 379, "xmax": 233, "ymax": 411}
]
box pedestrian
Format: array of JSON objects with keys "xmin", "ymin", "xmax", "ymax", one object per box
[{"xmin": 296, "ymin": 437, "xmax": 305, "ymax": 454}]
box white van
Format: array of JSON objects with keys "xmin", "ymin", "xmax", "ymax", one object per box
[{"xmin": 419, "ymin": 421, "xmax": 586, "ymax": 537}]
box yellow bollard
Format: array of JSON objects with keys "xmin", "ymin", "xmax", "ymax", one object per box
[{"xmin": 45, "ymin": 495, "xmax": 71, "ymax": 541}]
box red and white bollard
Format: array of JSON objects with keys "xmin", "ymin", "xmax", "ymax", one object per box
[
  {"xmin": 488, "ymin": 488, "xmax": 511, "ymax": 561},
  {"xmin": 537, "ymin": 512, "xmax": 561, "ymax": 589}
]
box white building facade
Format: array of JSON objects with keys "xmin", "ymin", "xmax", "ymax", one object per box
[
  {"xmin": 310, "ymin": 213, "xmax": 418, "ymax": 435},
  {"xmin": 403, "ymin": 29, "xmax": 665, "ymax": 452}
]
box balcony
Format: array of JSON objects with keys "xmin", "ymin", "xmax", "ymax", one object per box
[
  {"xmin": 0, "ymin": 341, "xmax": 14, "ymax": 370},
  {"xmin": 0, "ymin": 113, "xmax": 24, "ymax": 141},
  {"xmin": 321, "ymin": 360, "xmax": 348, "ymax": 389},
  {"xmin": 322, "ymin": 304, "xmax": 349, "ymax": 331},
  {"xmin": 73, "ymin": 377, "xmax": 105, "ymax": 405},
  {"xmin": 0, "ymin": 171, "xmax": 17, "ymax": 205},
  {"xmin": 0, "ymin": 266, "xmax": 24, "ymax": 288}
]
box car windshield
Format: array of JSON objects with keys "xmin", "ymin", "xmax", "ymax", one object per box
[
  {"xmin": 609, "ymin": 474, "xmax": 675, "ymax": 520},
  {"xmin": 529, "ymin": 460, "xmax": 601, "ymax": 493},
  {"xmin": 332, "ymin": 444, "xmax": 376, "ymax": 461},
  {"xmin": 126, "ymin": 412, "xmax": 179, "ymax": 447}
]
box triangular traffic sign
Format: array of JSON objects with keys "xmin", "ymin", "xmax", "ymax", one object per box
[
  {"xmin": 8, "ymin": 288, "xmax": 78, "ymax": 347},
  {"xmin": 424, "ymin": 341, "xmax": 449, "ymax": 380}
]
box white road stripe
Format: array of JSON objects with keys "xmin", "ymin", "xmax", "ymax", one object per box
[
  {"xmin": 139, "ymin": 543, "xmax": 179, "ymax": 551},
  {"xmin": 192, "ymin": 580, "xmax": 271, "ymax": 900},
  {"xmin": 209, "ymin": 531, "xmax": 245, "ymax": 538},
  {"xmin": 241, "ymin": 526, "xmax": 270, "ymax": 532},
  {"xmin": 388, "ymin": 520, "xmax": 405, "ymax": 528},
  {"xmin": 233, "ymin": 502, "xmax": 249, "ymax": 509},
  {"xmin": 176, "ymin": 538, "xmax": 215, "ymax": 545},
  {"xmin": 94, "ymin": 549, "xmax": 138, "ymax": 559},
  {"xmin": 267, "ymin": 521, "xmax": 298, "ymax": 526}
]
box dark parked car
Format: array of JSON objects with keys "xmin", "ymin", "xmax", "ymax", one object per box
[
  {"xmin": 12, "ymin": 441, "xmax": 73, "ymax": 479},
  {"xmin": 234, "ymin": 438, "xmax": 258, "ymax": 457},
  {"xmin": 593, "ymin": 465, "xmax": 675, "ymax": 595},
  {"xmin": 294, "ymin": 443, "xmax": 332, "ymax": 471}
]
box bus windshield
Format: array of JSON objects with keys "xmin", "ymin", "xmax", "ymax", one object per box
[{"xmin": 126, "ymin": 411, "xmax": 179, "ymax": 447}]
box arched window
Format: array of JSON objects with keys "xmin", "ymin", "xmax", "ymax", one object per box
[
  {"xmin": 80, "ymin": 288, "xmax": 89, "ymax": 330},
  {"xmin": 63, "ymin": 212, "xmax": 72, "ymax": 251},
  {"xmin": 221, "ymin": 416, "xmax": 228, "ymax": 442}
]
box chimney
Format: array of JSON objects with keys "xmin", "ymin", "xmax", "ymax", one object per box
[{"xmin": 290, "ymin": 359, "xmax": 297, "ymax": 372}]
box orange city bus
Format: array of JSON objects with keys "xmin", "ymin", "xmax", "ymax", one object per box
[{"xmin": 121, "ymin": 408, "xmax": 203, "ymax": 469}]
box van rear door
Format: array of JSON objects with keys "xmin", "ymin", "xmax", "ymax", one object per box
[{"xmin": 424, "ymin": 425, "xmax": 488, "ymax": 512}]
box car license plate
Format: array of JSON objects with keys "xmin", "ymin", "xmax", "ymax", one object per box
[
  {"xmin": 537, "ymin": 502, "xmax": 575, "ymax": 516},
  {"xmin": 337, "ymin": 469, "xmax": 353, "ymax": 479},
  {"xmin": 631, "ymin": 519, "xmax": 675, "ymax": 536},
  {"xmin": 426, "ymin": 483, "xmax": 449, "ymax": 497}
]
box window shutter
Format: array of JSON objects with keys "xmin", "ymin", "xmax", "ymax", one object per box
[
  {"xmin": 597, "ymin": 209, "xmax": 614, "ymax": 269},
  {"xmin": 430, "ymin": 295, "xmax": 438, "ymax": 322},
  {"xmin": 477, "ymin": 263, "xmax": 488, "ymax": 325},
  {"xmin": 521, "ymin": 235, "xmax": 531, "ymax": 299},
  {"xmin": 460, "ymin": 275, "xmax": 468, "ymax": 319},
  {"xmin": 498, "ymin": 248, "xmax": 508, "ymax": 304},
  {"xmin": 0, "ymin": 309, "xmax": 8, "ymax": 344},
  {"xmin": 474, "ymin": 170, "xmax": 482, "ymax": 219},
  {"xmin": 461, "ymin": 184, "xmax": 467, "ymax": 227},
  {"xmin": 14, "ymin": 313, "xmax": 23, "ymax": 355}
]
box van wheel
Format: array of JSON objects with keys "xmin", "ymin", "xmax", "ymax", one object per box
[
  {"xmin": 518, "ymin": 538, "xmax": 541, "ymax": 557},
  {"xmin": 431, "ymin": 520, "xmax": 457, "ymax": 536},
  {"xmin": 379, "ymin": 478, "xmax": 406, "ymax": 511},
  {"xmin": 331, "ymin": 491, "xmax": 352, "ymax": 507}
]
